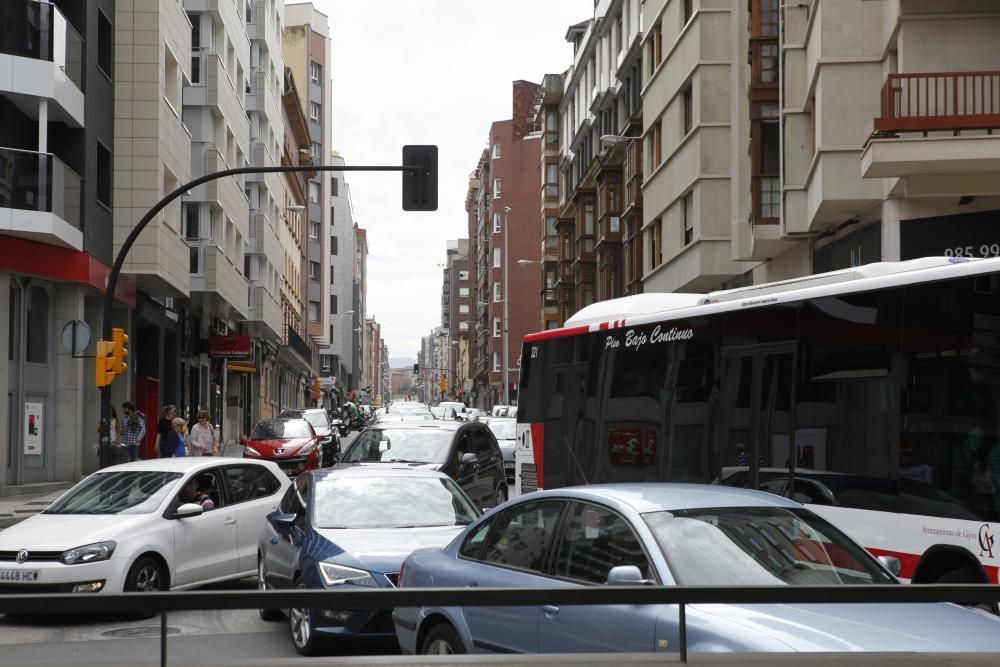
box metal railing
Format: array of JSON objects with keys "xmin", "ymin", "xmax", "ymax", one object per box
[
  {"xmin": 0, "ymin": 1, "xmax": 84, "ymax": 91},
  {"xmin": 0, "ymin": 146, "xmax": 82, "ymax": 228},
  {"xmin": 876, "ymin": 71, "xmax": 1000, "ymax": 134},
  {"xmin": 1, "ymin": 584, "xmax": 997, "ymax": 666}
]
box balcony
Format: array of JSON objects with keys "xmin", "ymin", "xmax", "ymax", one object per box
[
  {"xmin": 279, "ymin": 324, "xmax": 314, "ymax": 374},
  {"xmin": 862, "ymin": 71, "xmax": 1000, "ymax": 193},
  {"xmin": 0, "ymin": 147, "xmax": 82, "ymax": 250},
  {"xmin": 188, "ymin": 240, "xmax": 250, "ymax": 320},
  {"xmin": 0, "ymin": 1, "xmax": 84, "ymax": 126},
  {"xmin": 248, "ymin": 283, "xmax": 282, "ymax": 341}
]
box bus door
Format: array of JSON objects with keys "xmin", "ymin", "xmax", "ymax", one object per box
[
  {"xmin": 718, "ymin": 346, "xmax": 794, "ymax": 491},
  {"xmin": 543, "ymin": 363, "xmax": 590, "ymax": 489}
]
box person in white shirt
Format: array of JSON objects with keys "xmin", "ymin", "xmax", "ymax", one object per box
[{"xmin": 187, "ymin": 410, "xmax": 219, "ymax": 456}]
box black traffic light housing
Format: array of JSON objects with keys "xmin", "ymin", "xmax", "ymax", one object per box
[
  {"xmin": 402, "ymin": 145, "xmax": 438, "ymax": 211},
  {"xmin": 413, "ymin": 363, "xmax": 419, "ymax": 375}
]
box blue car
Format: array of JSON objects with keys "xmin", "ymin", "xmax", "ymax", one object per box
[
  {"xmin": 393, "ymin": 484, "xmax": 1000, "ymax": 655},
  {"xmin": 256, "ymin": 465, "xmax": 480, "ymax": 655}
]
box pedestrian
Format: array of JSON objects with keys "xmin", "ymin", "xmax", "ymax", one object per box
[
  {"xmin": 120, "ymin": 401, "xmax": 147, "ymax": 462},
  {"xmin": 168, "ymin": 417, "xmax": 187, "ymax": 457},
  {"xmin": 154, "ymin": 405, "xmax": 177, "ymax": 458},
  {"xmin": 109, "ymin": 407, "xmax": 123, "ymax": 448},
  {"xmin": 187, "ymin": 410, "xmax": 219, "ymax": 456}
]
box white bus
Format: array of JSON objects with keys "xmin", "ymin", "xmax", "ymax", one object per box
[{"xmin": 515, "ymin": 257, "xmax": 1000, "ymax": 585}]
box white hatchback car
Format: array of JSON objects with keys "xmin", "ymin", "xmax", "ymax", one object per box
[{"xmin": 0, "ymin": 458, "xmax": 290, "ymax": 594}]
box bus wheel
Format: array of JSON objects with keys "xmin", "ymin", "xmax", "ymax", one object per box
[{"xmin": 938, "ymin": 567, "xmax": 998, "ymax": 615}]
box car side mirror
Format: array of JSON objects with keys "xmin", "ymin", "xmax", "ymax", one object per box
[
  {"xmin": 606, "ymin": 565, "xmax": 652, "ymax": 586},
  {"xmin": 460, "ymin": 452, "xmax": 477, "ymax": 465},
  {"xmin": 174, "ymin": 503, "xmax": 204, "ymax": 519},
  {"xmin": 877, "ymin": 555, "xmax": 901, "ymax": 577},
  {"xmin": 239, "ymin": 437, "xmax": 249, "ymax": 446},
  {"xmin": 269, "ymin": 512, "xmax": 297, "ymax": 528}
]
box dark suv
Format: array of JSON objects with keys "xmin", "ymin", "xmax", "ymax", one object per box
[{"xmin": 338, "ymin": 421, "xmax": 508, "ymax": 509}]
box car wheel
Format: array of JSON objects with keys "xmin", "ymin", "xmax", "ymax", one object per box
[
  {"xmin": 421, "ymin": 622, "xmax": 466, "ymax": 655},
  {"xmin": 495, "ymin": 484, "xmax": 508, "ymax": 507},
  {"xmin": 125, "ymin": 556, "xmax": 166, "ymax": 593},
  {"xmin": 258, "ymin": 558, "xmax": 284, "ymax": 621},
  {"xmin": 289, "ymin": 577, "xmax": 323, "ymax": 655}
]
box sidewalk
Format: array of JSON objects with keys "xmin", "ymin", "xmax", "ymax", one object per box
[{"xmin": 0, "ymin": 489, "xmax": 67, "ymax": 529}]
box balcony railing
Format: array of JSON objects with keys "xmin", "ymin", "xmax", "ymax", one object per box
[
  {"xmin": 0, "ymin": 147, "xmax": 81, "ymax": 228},
  {"xmin": 285, "ymin": 325, "xmax": 312, "ymax": 363},
  {"xmin": 0, "ymin": 1, "xmax": 83, "ymax": 91},
  {"xmin": 875, "ymin": 71, "xmax": 1000, "ymax": 134}
]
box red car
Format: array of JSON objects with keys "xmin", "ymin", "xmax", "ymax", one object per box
[{"xmin": 242, "ymin": 418, "xmax": 322, "ymax": 477}]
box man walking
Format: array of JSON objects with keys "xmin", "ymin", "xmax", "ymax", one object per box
[{"xmin": 120, "ymin": 401, "xmax": 147, "ymax": 462}]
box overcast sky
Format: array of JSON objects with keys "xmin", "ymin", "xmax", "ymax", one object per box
[{"xmin": 315, "ymin": 0, "xmax": 592, "ymax": 362}]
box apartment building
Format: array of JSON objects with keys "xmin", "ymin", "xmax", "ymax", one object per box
[
  {"xmin": 465, "ymin": 81, "xmax": 543, "ymax": 409},
  {"xmin": 0, "ymin": 0, "xmax": 118, "ymax": 491},
  {"xmin": 441, "ymin": 239, "xmax": 471, "ymax": 399},
  {"xmin": 283, "ymin": 3, "xmax": 331, "ymax": 357},
  {"xmin": 326, "ymin": 153, "xmax": 357, "ymax": 402},
  {"xmin": 352, "ymin": 223, "xmax": 368, "ymax": 394},
  {"xmin": 639, "ymin": 0, "xmax": 1000, "ymax": 296},
  {"xmin": 546, "ymin": 0, "xmax": 646, "ymax": 329}
]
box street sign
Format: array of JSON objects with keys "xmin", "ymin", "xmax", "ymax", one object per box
[{"xmin": 60, "ymin": 320, "xmax": 91, "ymax": 355}]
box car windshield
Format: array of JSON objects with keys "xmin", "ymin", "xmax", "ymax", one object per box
[
  {"xmin": 643, "ymin": 507, "xmax": 895, "ymax": 586},
  {"xmin": 488, "ymin": 420, "xmax": 515, "ymax": 440},
  {"xmin": 252, "ymin": 420, "xmax": 311, "ymax": 439},
  {"xmin": 341, "ymin": 428, "xmax": 453, "ymax": 464},
  {"xmin": 313, "ymin": 476, "xmax": 478, "ymax": 528},
  {"xmin": 302, "ymin": 413, "xmax": 329, "ymax": 430},
  {"xmin": 44, "ymin": 471, "xmax": 184, "ymax": 515}
]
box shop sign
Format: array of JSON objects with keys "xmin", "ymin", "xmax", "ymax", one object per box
[
  {"xmin": 901, "ymin": 209, "xmax": 1000, "ymax": 260},
  {"xmin": 24, "ymin": 402, "xmax": 43, "ymax": 456},
  {"xmin": 209, "ymin": 335, "xmax": 252, "ymax": 358}
]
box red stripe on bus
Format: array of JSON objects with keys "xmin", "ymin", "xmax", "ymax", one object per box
[
  {"xmin": 599, "ymin": 321, "xmax": 609, "ymax": 331},
  {"xmin": 865, "ymin": 547, "xmax": 1000, "ymax": 583},
  {"xmin": 524, "ymin": 325, "xmax": 592, "ymax": 342},
  {"xmin": 530, "ymin": 422, "xmax": 545, "ymax": 490}
]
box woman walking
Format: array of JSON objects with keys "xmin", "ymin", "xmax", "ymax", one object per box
[
  {"xmin": 167, "ymin": 417, "xmax": 187, "ymax": 457},
  {"xmin": 155, "ymin": 405, "xmax": 177, "ymax": 458},
  {"xmin": 187, "ymin": 411, "xmax": 220, "ymax": 456}
]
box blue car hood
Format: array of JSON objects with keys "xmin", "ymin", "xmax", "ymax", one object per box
[
  {"xmin": 691, "ymin": 602, "xmax": 1000, "ymax": 652},
  {"xmin": 313, "ymin": 525, "xmax": 464, "ymax": 574}
]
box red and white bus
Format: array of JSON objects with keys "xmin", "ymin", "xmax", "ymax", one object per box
[{"xmin": 515, "ymin": 257, "xmax": 1000, "ymax": 585}]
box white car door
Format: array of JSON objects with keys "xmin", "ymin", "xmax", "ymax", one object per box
[
  {"xmin": 221, "ymin": 463, "xmax": 285, "ymax": 574},
  {"xmin": 171, "ymin": 468, "xmax": 239, "ymax": 587}
]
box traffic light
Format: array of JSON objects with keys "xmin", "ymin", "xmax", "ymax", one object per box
[
  {"xmin": 439, "ymin": 376, "xmax": 448, "ymax": 393},
  {"xmin": 95, "ymin": 340, "xmax": 115, "ymax": 388},
  {"xmin": 402, "ymin": 145, "xmax": 438, "ymax": 211},
  {"xmin": 413, "ymin": 363, "xmax": 419, "ymax": 375},
  {"xmin": 311, "ymin": 378, "xmax": 321, "ymax": 400},
  {"xmin": 110, "ymin": 328, "xmax": 129, "ymax": 376}
]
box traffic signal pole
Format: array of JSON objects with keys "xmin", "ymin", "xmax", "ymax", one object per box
[{"xmin": 98, "ymin": 153, "xmax": 435, "ymax": 468}]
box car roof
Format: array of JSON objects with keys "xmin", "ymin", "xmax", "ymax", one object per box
[
  {"xmin": 531, "ymin": 483, "xmax": 802, "ymax": 513},
  {"xmin": 281, "ymin": 408, "xmax": 326, "ymax": 414},
  {"xmin": 97, "ymin": 457, "xmax": 273, "ymax": 474},
  {"xmin": 371, "ymin": 421, "xmax": 465, "ymax": 431},
  {"xmin": 311, "ymin": 463, "xmax": 451, "ymax": 481}
]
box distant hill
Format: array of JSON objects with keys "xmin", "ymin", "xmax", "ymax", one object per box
[{"xmin": 389, "ymin": 357, "xmax": 416, "ymax": 369}]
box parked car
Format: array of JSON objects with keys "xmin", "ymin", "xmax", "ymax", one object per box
[
  {"xmin": 486, "ymin": 418, "xmax": 516, "ymax": 487},
  {"xmin": 257, "ymin": 465, "xmax": 480, "ymax": 655},
  {"xmin": 393, "ymin": 483, "xmax": 1000, "ymax": 655},
  {"xmin": 0, "ymin": 458, "xmax": 288, "ymax": 594},
  {"xmin": 279, "ymin": 408, "xmax": 340, "ymax": 466},
  {"xmin": 338, "ymin": 421, "xmax": 507, "ymax": 509},
  {"xmin": 242, "ymin": 418, "xmax": 323, "ymax": 477}
]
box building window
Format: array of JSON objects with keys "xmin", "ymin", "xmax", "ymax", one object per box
[
  {"xmin": 331, "ymin": 294, "xmax": 337, "ymax": 314},
  {"xmin": 309, "ymin": 261, "xmax": 320, "ymax": 280},
  {"xmin": 331, "ymin": 236, "xmax": 338, "ymax": 255},
  {"xmin": 493, "ymin": 212, "xmax": 501, "ymax": 233},
  {"xmin": 308, "ymin": 300, "xmax": 320, "ymax": 322},
  {"xmin": 648, "ymin": 21, "xmax": 663, "ymax": 75},
  {"xmin": 460, "ymin": 321, "xmax": 469, "ymax": 331},
  {"xmin": 493, "ymin": 318, "xmax": 501, "ymax": 338},
  {"xmin": 492, "ymin": 143, "xmax": 501, "ymax": 159},
  {"xmin": 682, "ymin": 83, "xmax": 693, "ymax": 135},
  {"xmin": 459, "ymin": 304, "xmax": 469, "ymax": 314},
  {"xmin": 309, "ymin": 181, "xmax": 320, "ymax": 203},
  {"xmin": 493, "ymin": 351, "xmax": 500, "ymax": 371},
  {"xmin": 310, "ymin": 61, "xmax": 321, "ymax": 83},
  {"xmin": 648, "ymin": 218, "xmax": 662, "ymax": 272},
  {"xmin": 683, "ymin": 192, "xmax": 694, "ymax": 245},
  {"xmin": 164, "ymin": 46, "xmax": 180, "ymax": 113},
  {"xmin": 683, "ymin": 0, "xmax": 693, "ymax": 25},
  {"xmin": 493, "ymin": 283, "xmax": 502, "ymax": 302},
  {"xmin": 331, "ymin": 177, "xmax": 339, "ymax": 197},
  {"xmin": 493, "ymin": 178, "xmax": 502, "ymax": 198},
  {"xmin": 459, "ymin": 287, "xmax": 470, "ymax": 297},
  {"xmin": 545, "ymin": 163, "xmax": 559, "ymax": 198},
  {"xmin": 309, "ymin": 102, "xmax": 321, "ymax": 122},
  {"xmin": 649, "ymin": 119, "xmax": 662, "ymax": 171},
  {"xmin": 97, "ymin": 10, "xmax": 113, "ymax": 79},
  {"xmin": 96, "ymin": 141, "xmax": 112, "ymax": 208},
  {"xmin": 458, "ymin": 270, "xmax": 469, "ymax": 281},
  {"xmin": 493, "ymin": 247, "xmax": 501, "ymax": 268},
  {"xmin": 752, "ymin": 103, "xmax": 780, "ymax": 223},
  {"xmin": 245, "ymin": 0, "xmax": 253, "ymax": 23},
  {"xmin": 184, "ymin": 204, "xmax": 199, "ymax": 239},
  {"xmin": 310, "ymin": 142, "xmax": 321, "ymax": 160},
  {"xmin": 310, "ymin": 221, "xmax": 320, "ymax": 239},
  {"xmin": 189, "ymin": 12, "xmax": 200, "ymax": 48}
]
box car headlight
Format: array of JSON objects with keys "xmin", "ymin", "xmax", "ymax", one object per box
[
  {"xmin": 317, "ymin": 562, "xmax": 379, "ymax": 587},
  {"xmin": 244, "ymin": 445, "xmax": 262, "ymax": 457},
  {"xmin": 61, "ymin": 541, "xmax": 116, "ymax": 565},
  {"xmin": 299, "ymin": 440, "xmax": 319, "ymax": 455}
]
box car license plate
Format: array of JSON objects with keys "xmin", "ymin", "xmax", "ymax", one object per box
[{"xmin": 0, "ymin": 568, "xmax": 40, "ymax": 583}]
